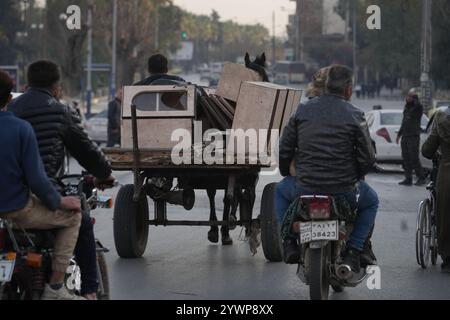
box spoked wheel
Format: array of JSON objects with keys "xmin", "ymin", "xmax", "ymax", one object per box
[
  {"xmin": 309, "ymin": 246, "xmax": 330, "ymax": 300},
  {"xmin": 416, "ymin": 199, "xmax": 432, "ymax": 269}
]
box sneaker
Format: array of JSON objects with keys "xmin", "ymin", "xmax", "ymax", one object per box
[
  {"xmin": 361, "ymin": 240, "xmax": 377, "ymax": 267},
  {"xmin": 442, "ymin": 258, "xmax": 450, "ymax": 274},
  {"xmin": 398, "ymin": 179, "xmax": 413, "ymax": 186},
  {"xmin": 415, "ymin": 178, "xmax": 427, "ymax": 186},
  {"xmin": 341, "ymin": 246, "xmax": 361, "ymax": 273},
  {"xmin": 283, "ymin": 239, "xmax": 301, "ymax": 264},
  {"xmin": 41, "ymin": 284, "xmax": 86, "ymax": 300}
]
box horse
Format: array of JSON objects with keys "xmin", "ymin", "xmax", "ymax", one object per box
[{"xmin": 207, "ymin": 52, "xmax": 269, "ymax": 246}]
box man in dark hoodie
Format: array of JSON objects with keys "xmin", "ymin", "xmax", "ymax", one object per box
[
  {"xmin": 397, "ymin": 90, "xmax": 427, "ymax": 186},
  {"xmin": 422, "ymin": 106, "xmax": 450, "ymax": 273},
  {"xmin": 134, "ymin": 54, "xmax": 185, "ymax": 86}
]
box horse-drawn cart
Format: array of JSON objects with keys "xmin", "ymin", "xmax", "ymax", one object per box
[{"xmin": 104, "ymin": 63, "xmax": 302, "ymax": 261}]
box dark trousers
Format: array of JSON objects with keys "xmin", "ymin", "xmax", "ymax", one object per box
[
  {"xmin": 74, "ymin": 211, "xmax": 98, "ymax": 295},
  {"xmin": 107, "ymin": 132, "xmax": 120, "ymax": 148},
  {"xmin": 401, "ymin": 135, "xmax": 424, "ymax": 180}
]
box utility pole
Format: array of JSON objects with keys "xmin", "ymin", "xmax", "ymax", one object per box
[
  {"xmin": 155, "ymin": 0, "xmax": 160, "ymax": 51},
  {"xmin": 86, "ymin": 1, "xmax": 93, "ymax": 117},
  {"xmin": 344, "ymin": 0, "xmax": 350, "ymax": 42},
  {"xmin": 111, "ymin": 0, "xmax": 117, "ymax": 101},
  {"xmin": 352, "ymin": 1, "xmax": 357, "ymax": 84},
  {"xmin": 295, "ymin": 0, "xmax": 303, "ymax": 61},
  {"xmin": 421, "ymin": 0, "xmax": 433, "ymax": 113},
  {"xmin": 272, "ymin": 11, "xmax": 276, "ymax": 65}
]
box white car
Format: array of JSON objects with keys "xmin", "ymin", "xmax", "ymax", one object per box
[
  {"xmin": 366, "ymin": 109, "xmax": 431, "ymax": 168},
  {"xmin": 85, "ymin": 109, "xmax": 108, "ymax": 145}
]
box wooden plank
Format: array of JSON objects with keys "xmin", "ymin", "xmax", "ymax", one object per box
[
  {"xmin": 216, "ymin": 63, "xmax": 263, "ymax": 102},
  {"xmin": 121, "ymin": 118, "xmax": 192, "ymax": 149},
  {"xmin": 271, "ymin": 89, "xmax": 288, "ymax": 132},
  {"xmin": 203, "ymin": 97, "xmax": 230, "ymax": 130},
  {"xmin": 215, "ymin": 95, "xmax": 236, "ymax": 116},
  {"xmin": 209, "ymin": 95, "xmax": 234, "ymax": 121},
  {"xmin": 281, "ymin": 89, "xmax": 303, "ymax": 132}
]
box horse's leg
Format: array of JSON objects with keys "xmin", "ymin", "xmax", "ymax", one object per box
[
  {"xmin": 221, "ymin": 192, "xmax": 233, "ymax": 245},
  {"xmin": 207, "ymin": 188, "xmax": 219, "ymax": 243},
  {"xmin": 228, "ymin": 188, "xmax": 239, "ymax": 231}
]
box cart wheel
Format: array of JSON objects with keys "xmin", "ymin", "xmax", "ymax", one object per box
[
  {"xmin": 260, "ymin": 183, "xmax": 283, "ymax": 262},
  {"xmin": 114, "ymin": 184, "xmax": 149, "ymax": 258},
  {"xmin": 416, "ymin": 199, "xmax": 431, "ymax": 269}
]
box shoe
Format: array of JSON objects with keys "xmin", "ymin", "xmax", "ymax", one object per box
[
  {"xmin": 442, "ymin": 258, "xmax": 450, "ymax": 273},
  {"xmin": 398, "ymin": 179, "xmax": 413, "ymax": 186},
  {"xmin": 361, "ymin": 240, "xmax": 377, "ymax": 267},
  {"xmin": 415, "ymin": 178, "xmax": 427, "ymax": 186},
  {"xmin": 41, "ymin": 284, "xmax": 86, "ymax": 300},
  {"xmin": 340, "ymin": 246, "xmax": 361, "ymax": 273},
  {"xmin": 283, "ymin": 239, "xmax": 301, "ymax": 264}
]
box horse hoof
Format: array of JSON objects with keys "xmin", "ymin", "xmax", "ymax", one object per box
[
  {"xmin": 208, "ymin": 229, "xmax": 219, "ymax": 243},
  {"xmin": 228, "ymin": 215, "xmax": 237, "ymax": 231},
  {"xmin": 221, "ymin": 235, "xmax": 233, "ymax": 246}
]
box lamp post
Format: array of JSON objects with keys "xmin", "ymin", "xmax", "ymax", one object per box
[
  {"xmin": 86, "ymin": 1, "xmax": 93, "ymax": 117},
  {"xmin": 111, "ymin": 0, "xmax": 117, "ymax": 101},
  {"xmin": 420, "ymin": 0, "xmax": 433, "ymax": 113}
]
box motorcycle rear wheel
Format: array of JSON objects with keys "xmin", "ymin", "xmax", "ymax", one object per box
[{"xmin": 309, "ymin": 246, "xmax": 330, "ymax": 300}]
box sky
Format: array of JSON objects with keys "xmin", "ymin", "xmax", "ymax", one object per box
[{"xmin": 172, "ymin": 0, "xmax": 297, "ymax": 37}]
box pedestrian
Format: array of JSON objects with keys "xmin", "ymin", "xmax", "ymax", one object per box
[
  {"xmin": 397, "ymin": 89, "xmax": 426, "ymax": 186},
  {"xmin": 422, "ymin": 106, "xmax": 450, "ymax": 273},
  {"xmin": 107, "ymin": 87, "xmax": 122, "ymax": 147}
]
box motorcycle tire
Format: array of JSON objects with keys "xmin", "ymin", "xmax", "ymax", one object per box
[
  {"xmin": 260, "ymin": 183, "xmax": 283, "ymax": 262},
  {"xmin": 309, "ymin": 246, "xmax": 330, "ymax": 300}
]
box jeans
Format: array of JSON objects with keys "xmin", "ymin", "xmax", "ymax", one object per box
[
  {"xmin": 275, "ymin": 177, "xmax": 379, "ymax": 251},
  {"xmin": 74, "ymin": 211, "xmax": 98, "ymax": 295}
]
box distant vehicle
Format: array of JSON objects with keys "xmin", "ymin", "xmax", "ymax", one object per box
[
  {"xmin": 366, "ymin": 109, "xmax": 431, "ymax": 168},
  {"xmin": 198, "ymin": 63, "xmax": 210, "ymax": 81},
  {"xmin": 271, "ymin": 61, "xmax": 306, "ymax": 84},
  {"xmin": 85, "ymin": 109, "xmax": 108, "ymax": 145},
  {"xmin": 434, "ymin": 101, "xmax": 450, "ymax": 109}
]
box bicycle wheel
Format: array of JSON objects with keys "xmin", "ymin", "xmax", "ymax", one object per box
[{"xmin": 416, "ymin": 199, "xmax": 432, "ymax": 269}]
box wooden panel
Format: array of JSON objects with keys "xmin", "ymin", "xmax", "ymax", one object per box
[
  {"xmin": 121, "ymin": 118, "xmax": 192, "ymax": 149},
  {"xmin": 281, "ymin": 89, "xmax": 303, "ymax": 131},
  {"xmin": 272, "ymin": 89, "xmax": 288, "ymax": 132},
  {"xmin": 216, "ymin": 63, "xmax": 263, "ymax": 102},
  {"xmin": 122, "ymin": 85, "xmax": 195, "ymax": 118}
]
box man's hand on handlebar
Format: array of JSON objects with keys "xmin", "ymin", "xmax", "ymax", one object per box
[
  {"xmin": 94, "ymin": 175, "xmax": 117, "ymax": 191},
  {"xmin": 60, "ymin": 196, "xmax": 81, "ymax": 212}
]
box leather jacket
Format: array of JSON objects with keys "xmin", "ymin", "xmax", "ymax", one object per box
[{"xmin": 279, "ymin": 94, "xmax": 376, "ymax": 194}]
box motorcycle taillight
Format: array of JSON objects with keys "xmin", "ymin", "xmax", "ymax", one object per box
[{"xmin": 308, "ymin": 197, "xmax": 331, "ymax": 220}]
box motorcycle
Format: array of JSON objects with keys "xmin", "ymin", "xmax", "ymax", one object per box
[
  {"xmin": 0, "ymin": 173, "xmax": 114, "ymax": 300},
  {"xmin": 291, "ymin": 195, "xmax": 370, "ymax": 300}
]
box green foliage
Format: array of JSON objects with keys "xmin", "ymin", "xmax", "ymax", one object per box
[{"xmin": 0, "ymin": 0, "xmax": 22, "ymax": 65}]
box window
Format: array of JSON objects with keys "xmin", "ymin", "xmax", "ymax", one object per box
[
  {"xmin": 380, "ymin": 113, "xmax": 403, "ymax": 126},
  {"xmin": 366, "ymin": 113, "xmax": 375, "ymax": 127},
  {"xmin": 132, "ymin": 91, "xmax": 188, "ymax": 112}
]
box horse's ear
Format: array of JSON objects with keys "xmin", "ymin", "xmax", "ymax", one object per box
[
  {"xmin": 261, "ymin": 52, "xmax": 266, "ymax": 63},
  {"xmin": 245, "ymin": 52, "xmax": 251, "ymax": 65}
]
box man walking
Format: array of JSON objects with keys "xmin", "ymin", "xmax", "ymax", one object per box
[{"xmin": 397, "ymin": 90, "xmax": 426, "ymax": 186}]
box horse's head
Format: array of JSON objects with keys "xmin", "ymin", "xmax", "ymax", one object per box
[{"xmin": 244, "ymin": 52, "xmax": 269, "ymax": 82}]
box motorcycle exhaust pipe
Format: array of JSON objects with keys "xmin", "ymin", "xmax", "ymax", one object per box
[{"xmin": 336, "ymin": 264, "xmax": 353, "ymax": 281}]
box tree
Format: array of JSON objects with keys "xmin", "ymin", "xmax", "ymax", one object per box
[{"xmin": 0, "ymin": 0, "xmax": 22, "ymax": 65}]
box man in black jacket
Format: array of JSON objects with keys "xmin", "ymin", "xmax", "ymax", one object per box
[
  {"xmin": 9, "ymin": 60, "xmax": 115, "ymax": 300},
  {"xmin": 134, "ymin": 54, "xmax": 185, "ymax": 86},
  {"xmin": 277, "ymin": 65, "xmax": 379, "ymax": 272},
  {"xmin": 396, "ymin": 91, "xmax": 426, "ymax": 186}
]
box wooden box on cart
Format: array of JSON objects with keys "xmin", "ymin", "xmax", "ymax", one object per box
[{"xmin": 121, "ymin": 85, "xmax": 197, "ymax": 149}]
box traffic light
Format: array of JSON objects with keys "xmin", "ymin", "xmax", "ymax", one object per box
[{"xmin": 181, "ymin": 31, "xmax": 188, "ymax": 40}]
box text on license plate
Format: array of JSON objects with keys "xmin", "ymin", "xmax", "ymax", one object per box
[
  {"xmin": 0, "ymin": 259, "xmax": 16, "ymax": 282},
  {"xmin": 299, "ymin": 220, "xmax": 339, "ymax": 244}
]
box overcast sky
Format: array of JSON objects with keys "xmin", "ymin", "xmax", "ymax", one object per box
[{"xmin": 172, "ymin": 0, "xmax": 296, "ymax": 37}]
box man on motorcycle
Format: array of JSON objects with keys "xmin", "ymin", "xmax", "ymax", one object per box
[
  {"xmin": 277, "ymin": 65, "xmax": 379, "ymax": 273},
  {"xmin": 8, "ymin": 60, "xmax": 115, "ymax": 300},
  {"xmin": 0, "ymin": 69, "xmax": 83, "ymax": 300}
]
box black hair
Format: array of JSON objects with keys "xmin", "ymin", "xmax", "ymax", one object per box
[
  {"xmin": 27, "ymin": 60, "xmax": 61, "ymax": 89},
  {"xmin": 326, "ymin": 65, "xmax": 353, "ymax": 95},
  {"xmin": 0, "ymin": 69, "xmax": 14, "ymax": 108},
  {"xmin": 148, "ymin": 54, "xmax": 169, "ymax": 74}
]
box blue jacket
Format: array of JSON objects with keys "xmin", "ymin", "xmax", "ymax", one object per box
[{"xmin": 0, "ymin": 111, "xmax": 61, "ymax": 213}]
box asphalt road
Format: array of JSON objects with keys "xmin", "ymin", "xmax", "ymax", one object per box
[{"xmin": 83, "ymin": 80, "xmax": 449, "ymax": 300}]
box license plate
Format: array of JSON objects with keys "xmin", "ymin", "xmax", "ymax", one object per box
[
  {"xmin": 299, "ymin": 220, "xmax": 339, "ymax": 244},
  {"xmin": 0, "ymin": 259, "xmax": 16, "ymax": 283}
]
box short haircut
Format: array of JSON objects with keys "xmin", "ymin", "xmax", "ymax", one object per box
[
  {"xmin": 27, "ymin": 60, "xmax": 61, "ymax": 89},
  {"xmin": 148, "ymin": 54, "xmax": 168, "ymax": 74},
  {"xmin": 0, "ymin": 69, "xmax": 14, "ymax": 108},
  {"xmin": 326, "ymin": 65, "xmax": 353, "ymax": 95}
]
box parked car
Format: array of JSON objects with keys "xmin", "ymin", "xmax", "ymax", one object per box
[
  {"xmin": 85, "ymin": 109, "xmax": 108, "ymax": 145},
  {"xmin": 366, "ymin": 109, "xmax": 431, "ymax": 168},
  {"xmin": 271, "ymin": 61, "xmax": 306, "ymax": 84}
]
